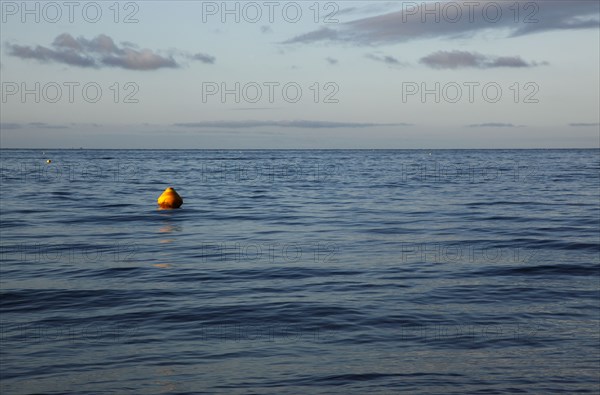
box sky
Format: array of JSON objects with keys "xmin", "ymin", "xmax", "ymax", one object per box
[{"xmin": 0, "ymin": 0, "xmax": 599, "ymax": 148}]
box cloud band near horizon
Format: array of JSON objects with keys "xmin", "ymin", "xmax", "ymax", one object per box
[{"xmin": 174, "ymin": 120, "xmax": 413, "ymax": 129}]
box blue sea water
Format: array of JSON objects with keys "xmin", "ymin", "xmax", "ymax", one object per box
[{"xmin": 0, "ymin": 149, "xmax": 599, "ymax": 394}]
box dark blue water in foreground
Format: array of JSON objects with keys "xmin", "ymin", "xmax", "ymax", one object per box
[{"xmin": 1, "ymin": 149, "xmax": 599, "ymax": 394}]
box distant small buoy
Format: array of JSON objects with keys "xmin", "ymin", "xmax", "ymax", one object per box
[
  {"xmin": 46, "ymin": 159, "xmax": 52, "ymax": 164},
  {"xmin": 157, "ymin": 187, "xmax": 183, "ymax": 209}
]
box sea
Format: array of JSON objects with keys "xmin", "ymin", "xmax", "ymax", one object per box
[{"xmin": 0, "ymin": 149, "xmax": 599, "ymax": 394}]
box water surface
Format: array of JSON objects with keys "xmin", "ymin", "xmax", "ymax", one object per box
[{"xmin": 1, "ymin": 149, "xmax": 599, "ymax": 394}]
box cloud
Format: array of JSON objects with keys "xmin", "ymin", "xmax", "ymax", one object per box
[
  {"xmin": 52, "ymin": 33, "xmax": 84, "ymax": 51},
  {"xmin": 7, "ymin": 43, "xmax": 96, "ymax": 67},
  {"xmin": 174, "ymin": 120, "xmax": 412, "ymax": 129},
  {"xmin": 77, "ymin": 34, "xmax": 121, "ymax": 54},
  {"xmin": 326, "ymin": 57, "xmax": 338, "ymax": 65},
  {"xmin": 190, "ymin": 53, "xmax": 216, "ymax": 64},
  {"xmin": 489, "ymin": 56, "xmax": 531, "ymax": 68},
  {"xmin": 283, "ymin": 27, "xmax": 339, "ymax": 44},
  {"xmin": 337, "ymin": 2, "xmax": 402, "ymax": 17},
  {"xmin": 366, "ymin": 53, "xmax": 403, "ymax": 66},
  {"xmin": 334, "ymin": 2, "xmax": 405, "ymax": 22},
  {"xmin": 420, "ymin": 50, "xmax": 545, "ymax": 69},
  {"xmin": 0, "ymin": 123, "xmax": 21, "ymax": 130},
  {"xmin": 569, "ymin": 122, "xmax": 600, "ymax": 127},
  {"xmin": 283, "ymin": 1, "xmax": 599, "ymax": 45},
  {"xmin": 1, "ymin": 122, "xmax": 69, "ymax": 129},
  {"xmin": 467, "ymin": 123, "xmax": 518, "ymax": 128},
  {"xmin": 337, "ymin": 6, "xmax": 358, "ymax": 16},
  {"xmin": 6, "ymin": 33, "xmax": 213, "ymax": 70},
  {"xmin": 102, "ymin": 49, "xmax": 177, "ymax": 70},
  {"xmin": 120, "ymin": 41, "xmax": 139, "ymax": 49},
  {"xmin": 229, "ymin": 107, "xmax": 279, "ymax": 111},
  {"xmin": 28, "ymin": 122, "xmax": 69, "ymax": 129}
]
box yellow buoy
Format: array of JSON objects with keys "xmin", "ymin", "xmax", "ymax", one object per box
[
  {"xmin": 46, "ymin": 159, "xmax": 52, "ymax": 164},
  {"xmin": 157, "ymin": 187, "xmax": 183, "ymax": 209}
]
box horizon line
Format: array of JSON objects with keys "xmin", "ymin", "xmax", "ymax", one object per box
[{"xmin": 1, "ymin": 147, "xmax": 598, "ymax": 151}]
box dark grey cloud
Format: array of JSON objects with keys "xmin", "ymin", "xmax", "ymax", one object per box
[
  {"xmin": 490, "ymin": 56, "xmax": 530, "ymax": 68},
  {"xmin": 174, "ymin": 120, "xmax": 412, "ymax": 129},
  {"xmin": 467, "ymin": 123, "xmax": 517, "ymax": 128},
  {"xmin": 7, "ymin": 43, "xmax": 96, "ymax": 67},
  {"xmin": 569, "ymin": 122, "xmax": 600, "ymax": 127},
  {"xmin": 190, "ymin": 53, "xmax": 216, "ymax": 64},
  {"xmin": 6, "ymin": 33, "xmax": 212, "ymax": 70},
  {"xmin": 420, "ymin": 50, "xmax": 545, "ymax": 69},
  {"xmin": 326, "ymin": 57, "xmax": 338, "ymax": 65},
  {"xmin": 283, "ymin": 1, "xmax": 599, "ymax": 45},
  {"xmin": 366, "ymin": 53, "xmax": 403, "ymax": 65},
  {"xmin": 422, "ymin": 51, "xmax": 484, "ymax": 69}
]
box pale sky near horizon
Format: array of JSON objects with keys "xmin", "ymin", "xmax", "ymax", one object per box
[{"xmin": 0, "ymin": 0, "xmax": 599, "ymax": 148}]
